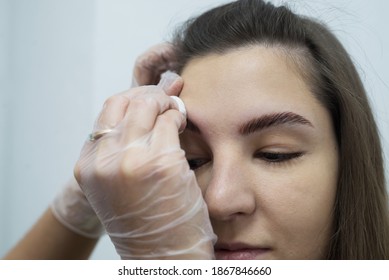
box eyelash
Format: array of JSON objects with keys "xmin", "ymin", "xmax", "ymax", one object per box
[
  {"xmin": 255, "ymin": 152, "xmax": 303, "ymax": 165},
  {"xmin": 187, "ymin": 152, "xmax": 303, "ymax": 170},
  {"xmin": 187, "ymin": 158, "xmax": 209, "ymax": 170}
]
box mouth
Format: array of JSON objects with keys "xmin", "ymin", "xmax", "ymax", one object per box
[{"xmin": 214, "ymin": 243, "xmax": 272, "ymax": 260}]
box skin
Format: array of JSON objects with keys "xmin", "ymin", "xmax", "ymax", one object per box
[
  {"xmin": 3, "ymin": 208, "xmax": 97, "ymax": 259},
  {"xmin": 179, "ymin": 45, "xmax": 339, "ymax": 259}
]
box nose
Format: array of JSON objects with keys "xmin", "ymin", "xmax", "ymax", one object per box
[{"xmin": 203, "ymin": 156, "xmax": 256, "ymax": 221}]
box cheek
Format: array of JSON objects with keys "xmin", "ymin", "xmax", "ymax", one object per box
[{"xmin": 258, "ymin": 154, "xmax": 338, "ymax": 258}]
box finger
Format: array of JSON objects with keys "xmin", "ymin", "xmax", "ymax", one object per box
[
  {"xmin": 151, "ymin": 109, "xmax": 186, "ymax": 150},
  {"xmin": 94, "ymin": 92, "xmax": 131, "ymax": 130},
  {"xmin": 121, "ymin": 88, "xmax": 179, "ymax": 142},
  {"xmin": 95, "ymin": 72, "xmax": 183, "ymax": 130},
  {"xmin": 132, "ymin": 43, "xmax": 176, "ymax": 87},
  {"xmin": 158, "ymin": 71, "xmax": 184, "ymax": 97},
  {"xmin": 157, "ymin": 44, "xmax": 178, "ymax": 74}
]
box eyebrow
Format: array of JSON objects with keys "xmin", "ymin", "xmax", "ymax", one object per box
[
  {"xmin": 185, "ymin": 111, "xmax": 313, "ymax": 135},
  {"xmin": 239, "ymin": 112, "xmax": 314, "ymax": 135}
]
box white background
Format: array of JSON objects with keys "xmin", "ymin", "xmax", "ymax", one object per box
[
  {"xmin": 0, "ymin": 0, "xmax": 388, "ymax": 259},
  {"xmin": 1, "ymin": 260, "xmax": 388, "ymax": 279}
]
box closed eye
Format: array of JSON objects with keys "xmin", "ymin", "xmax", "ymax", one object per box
[
  {"xmin": 187, "ymin": 158, "xmax": 209, "ymax": 170},
  {"xmin": 255, "ymin": 152, "xmax": 303, "ymax": 164}
]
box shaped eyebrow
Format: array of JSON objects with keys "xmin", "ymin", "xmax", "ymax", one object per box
[
  {"xmin": 239, "ymin": 112, "xmax": 314, "ymax": 135},
  {"xmin": 184, "ymin": 111, "xmax": 313, "ymax": 135}
]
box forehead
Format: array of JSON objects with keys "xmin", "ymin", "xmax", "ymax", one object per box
[{"xmin": 179, "ymin": 46, "xmax": 323, "ymax": 133}]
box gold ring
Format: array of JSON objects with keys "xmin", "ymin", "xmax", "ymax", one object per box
[{"xmin": 88, "ymin": 129, "xmax": 113, "ymax": 142}]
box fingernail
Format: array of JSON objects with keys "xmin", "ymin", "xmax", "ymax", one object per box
[{"xmin": 158, "ymin": 71, "xmax": 180, "ymax": 89}]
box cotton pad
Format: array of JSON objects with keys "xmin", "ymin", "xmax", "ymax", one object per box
[{"xmin": 170, "ymin": 96, "xmax": 187, "ymax": 118}]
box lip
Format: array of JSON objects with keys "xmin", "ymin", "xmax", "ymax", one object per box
[{"xmin": 214, "ymin": 243, "xmax": 271, "ymax": 260}]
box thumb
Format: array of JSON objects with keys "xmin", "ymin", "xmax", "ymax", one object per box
[{"xmin": 158, "ymin": 71, "xmax": 184, "ymax": 96}]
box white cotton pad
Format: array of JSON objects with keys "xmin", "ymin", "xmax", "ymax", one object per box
[{"xmin": 170, "ymin": 96, "xmax": 187, "ymax": 118}]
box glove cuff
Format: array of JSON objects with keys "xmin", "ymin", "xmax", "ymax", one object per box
[{"xmin": 51, "ymin": 177, "xmax": 104, "ymax": 239}]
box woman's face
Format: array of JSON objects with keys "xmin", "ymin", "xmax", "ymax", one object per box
[{"xmin": 179, "ymin": 45, "xmax": 339, "ymax": 259}]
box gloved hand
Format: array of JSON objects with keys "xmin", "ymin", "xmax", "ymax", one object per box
[
  {"xmin": 50, "ymin": 43, "xmax": 178, "ymax": 240},
  {"xmin": 131, "ymin": 43, "xmax": 177, "ymax": 87},
  {"xmin": 51, "ymin": 176, "xmax": 104, "ymax": 239},
  {"xmin": 74, "ymin": 72, "xmax": 216, "ymax": 259}
]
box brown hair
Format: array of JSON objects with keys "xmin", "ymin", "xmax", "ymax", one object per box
[{"xmin": 172, "ymin": 0, "xmax": 389, "ymax": 259}]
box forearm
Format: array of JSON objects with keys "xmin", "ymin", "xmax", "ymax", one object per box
[{"xmin": 3, "ymin": 208, "xmax": 98, "ymax": 260}]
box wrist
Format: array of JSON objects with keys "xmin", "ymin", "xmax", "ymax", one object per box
[{"xmin": 51, "ymin": 177, "xmax": 104, "ymax": 239}]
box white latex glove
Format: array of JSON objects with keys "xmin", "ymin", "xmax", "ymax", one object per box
[
  {"xmin": 51, "ymin": 176, "xmax": 104, "ymax": 239},
  {"xmin": 50, "ymin": 43, "xmax": 177, "ymax": 240},
  {"xmin": 131, "ymin": 43, "xmax": 177, "ymax": 87},
  {"xmin": 74, "ymin": 72, "xmax": 216, "ymax": 259}
]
